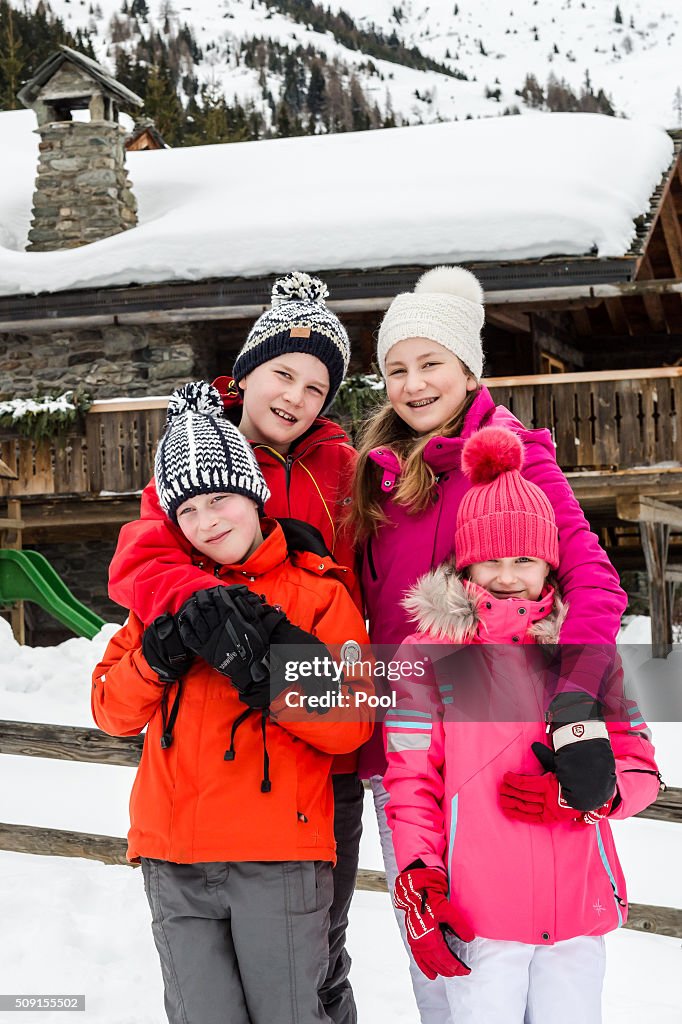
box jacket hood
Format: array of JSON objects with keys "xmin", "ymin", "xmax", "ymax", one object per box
[
  {"xmin": 402, "ymin": 562, "xmax": 568, "ymax": 644},
  {"xmin": 212, "ymin": 375, "xmax": 351, "ymax": 453}
]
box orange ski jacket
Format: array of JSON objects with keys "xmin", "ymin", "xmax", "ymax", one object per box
[{"xmin": 93, "ymin": 521, "xmax": 373, "ymax": 865}]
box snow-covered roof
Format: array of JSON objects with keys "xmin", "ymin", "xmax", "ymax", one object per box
[{"xmin": 0, "ymin": 108, "xmax": 674, "ymax": 299}]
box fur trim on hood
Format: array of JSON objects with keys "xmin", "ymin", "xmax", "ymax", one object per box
[{"xmin": 402, "ymin": 561, "xmax": 568, "ymax": 643}]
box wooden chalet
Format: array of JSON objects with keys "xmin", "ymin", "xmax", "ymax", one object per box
[{"xmin": 0, "ymin": 129, "xmax": 681, "ymax": 649}]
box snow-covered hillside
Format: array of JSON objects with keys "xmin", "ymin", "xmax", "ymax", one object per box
[{"xmin": 33, "ymin": 0, "xmax": 682, "ymax": 129}]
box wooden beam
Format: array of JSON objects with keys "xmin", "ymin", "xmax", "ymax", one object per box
[
  {"xmin": 0, "ymin": 825, "xmax": 679, "ymax": 936},
  {"xmin": 0, "ymin": 720, "xmax": 144, "ymax": 767},
  {"xmin": 605, "ymin": 298, "xmax": 631, "ymax": 336},
  {"xmin": 486, "ymin": 309, "xmax": 531, "ymax": 333},
  {"xmin": 641, "ymin": 521, "xmax": 673, "ymax": 658},
  {"xmin": 659, "ymin": 194, "xmax": 682, "ymax": 279},
  {"xmin": 0, "ymin": 821, "xmax": 130, "ymax": 866},
  {"xmin": 637, "ymin": 256, "xmax": 669, "ymax": 333},
  {"xmin": 623, "ymin": 903, "xmax": 682, "ymax": 938},
  {"xmin": 486, "ymin": 366, "xmax": 682, "ymax": 388},
  {"xmin": 572, "ymin": 308, "xmax": 593, "ymax": 337},
  {"xmin": 616, "ymin": 496, "xmax": 682, "ymax": 531},
  {"xmin": 0, "ymin": 519, "xmax": 24, "ymax": 532},
  {"xmin": 666, "ymin": 565, "xmax": 682, "ymax": 584},
  {"xmin": 5, "ymin": 279, "xmax": 682, "ymax": 334}
]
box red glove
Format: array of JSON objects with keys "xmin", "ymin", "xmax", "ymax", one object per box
[
  {"xmin": 500, "ymin": 770, "xmax": 614, "ymax": 825},
  {"xmin": 393, "ymin": 865, "xmax": 474, "ymax": 980}
]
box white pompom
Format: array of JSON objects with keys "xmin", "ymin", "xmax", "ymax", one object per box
[
  {"xmin": 166, "ymin": 381, "xmax": 224, "ymax": 425},
  {"xmin": 414, "ymin": 265, "xmax": 484, "ymax": 305},
  {"xmin": 271, "ymin": 271, "xmax": 329, "ymax": 306}
]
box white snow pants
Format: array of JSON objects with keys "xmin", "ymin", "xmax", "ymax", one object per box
[
  {"xmin": 371, "ymin": 776, "xmax": 606, "ymax": 1024},
  {"xmin": 443, "ymin": 934, "xmax": 606, "ymax": 1024},
  {"xmin": 370, "ymin": 776, "xmax": 452, "ymax": 1024}
]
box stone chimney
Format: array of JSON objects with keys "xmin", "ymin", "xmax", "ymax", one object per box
[{"xmin": 18, "ymin": 45, "xmax": 143, "ymax": 252}]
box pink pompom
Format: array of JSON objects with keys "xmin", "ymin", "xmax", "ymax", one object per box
[{"xmin": 461, "ymin": 427, "xmax": 524, "ymax": 484}]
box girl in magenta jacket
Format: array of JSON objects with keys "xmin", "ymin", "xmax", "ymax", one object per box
[
  {"xmin": 383, "ymin": 427, "xmax": 660, "ymax": 1024},
  {"xmin": 351, "ymin": 265, "xmax": 628, "ymax": 1023}
]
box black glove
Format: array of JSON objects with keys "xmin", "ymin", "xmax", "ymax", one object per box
[
  {"xmin": 531, "ymin": 691, "xmax": 616, "ymax": 811},
  {"xmin": 142, "ymin": 612, "xmax": 194, "ymax": 683},
  {"xmin": 177, "ymin": 586, "xmax": 285, "ymax": 692}
]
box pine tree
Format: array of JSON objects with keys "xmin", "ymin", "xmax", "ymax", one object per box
[
  {"xmin": 614, "ymin": 5, "xmax": 622, "ymax": 24},
  {"xmin": 144, "ymin": 59, "xmax": 184, "ymax": 144},
  {"xmin": 306, "ymin": 59, "xmax": 326, "ymax": 121},
  {"xmin": 0, "ymin": 4, "xmax": 24, "ymax": 109}
]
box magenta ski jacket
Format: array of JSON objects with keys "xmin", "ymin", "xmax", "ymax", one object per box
[{"xmin": 359, "ymin": 386, "xmax": 627, "ymax": 776}]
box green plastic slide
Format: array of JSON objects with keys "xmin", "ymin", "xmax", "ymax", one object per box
[{"xmin": 0, "ymin": 549, "xmax": 106, "ymax": 640}]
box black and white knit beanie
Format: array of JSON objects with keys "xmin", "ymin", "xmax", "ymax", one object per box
[
  {"xmin": 155, "ymin": 381, "xmax": 271, "ymax": 522},
  {"xmin": 232, "ymin": 272, "xmax": 351, "ymax": 408},
  {"xmin": 377, "ymin": 266, "xmax": 485, "ymax": 380}
]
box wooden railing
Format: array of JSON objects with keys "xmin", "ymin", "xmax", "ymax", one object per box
[
  {"xmin": 1, "ymin": 369, "xmax": 680, "ymax": 499},
  {"xmin": 0, "ymin": 719, "xmax": 681, "ymax": 937}
]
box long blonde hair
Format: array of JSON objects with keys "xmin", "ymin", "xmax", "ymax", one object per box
[{"xmin": 351, "ymin": 384, "xmax": 481, "ymax": 541}]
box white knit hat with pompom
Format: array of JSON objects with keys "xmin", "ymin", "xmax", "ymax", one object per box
[{"xmin": 376, "ymin": 265, "xmax": 485, "ymax": 380}]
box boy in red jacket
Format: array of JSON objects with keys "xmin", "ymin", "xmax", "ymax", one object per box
[{"xmin": 93, "ymin": 383, "xmax": 373, "ymax": 1024}]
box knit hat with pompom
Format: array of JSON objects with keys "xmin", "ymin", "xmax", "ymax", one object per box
[
  {"xmin": 155, "ymin": 381, "xmax": 270, "ymax": 522},
  {"xmin": 377, "ymin": 265, "xmax": 485, "ymax": 380},
  {"xmin": 454, "ymin": 426, "xmax": 559, "ymax": 570},
  {"xmin": 232, "ymin": 271, "xmax": 350, "ymax": 409}
]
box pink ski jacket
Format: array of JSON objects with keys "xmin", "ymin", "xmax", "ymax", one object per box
[
  {"xmin": 383, "ymin": 567, "xmax": 660, "ymax": 946},
  {"xmin": 359, "ymin": 386, "xmax": 628, "ymax": 777}
]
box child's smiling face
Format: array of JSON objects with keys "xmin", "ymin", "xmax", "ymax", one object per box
[
  {"xmin": 238, "ymin": 352, "xmax": 330, "ymax": 454},
  {"xmin": 467, "ymin": 557, "xmax": 550, "ymax": 602},
  {"xmin": 384, "ymin": 337, "xmax": 477, "ymax": 435},
  {"xmin": 176, "ymin": 492, "xmax": 262, "ymax": 564}
]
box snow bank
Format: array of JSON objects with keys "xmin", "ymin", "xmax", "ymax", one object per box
[{"xmin": 0, "ymin": 110, "xmax": 673, "ymax": 297}]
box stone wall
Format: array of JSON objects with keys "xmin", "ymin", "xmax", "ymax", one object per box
[
  {"xmin": 0, "ymin": 320, "xmax": 244, "ymax": 399},
  {"xmin": 28, "ymin": 121, "xmax": 137, "ymax": 251}
]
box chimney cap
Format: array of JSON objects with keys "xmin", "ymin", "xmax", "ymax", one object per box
[{"xmin": 17, "ymin": 44, "xmax": 143, "ymax": 111}]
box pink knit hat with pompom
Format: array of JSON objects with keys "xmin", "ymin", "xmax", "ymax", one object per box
[{"xmin": 454, "ymin": 426, "xmax": 559, "ymax": 570}]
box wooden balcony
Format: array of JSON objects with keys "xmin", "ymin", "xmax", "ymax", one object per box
[{"xmin": 1, "ymin": 368, "xmax": 680, "ymax": 518}]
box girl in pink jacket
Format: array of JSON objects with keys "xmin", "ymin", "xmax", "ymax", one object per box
[
  {"xmin": 352, "ymin": 264, "xmax": 628, "ymax": 1023},
  {"xmin": 383, "ymin": 426, "xmax": 661, "ymax": 1024}
]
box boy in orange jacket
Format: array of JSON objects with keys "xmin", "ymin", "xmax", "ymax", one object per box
[{"xmin": 93, "ymin": 382, "xmax": 372, "ymax": 1024}]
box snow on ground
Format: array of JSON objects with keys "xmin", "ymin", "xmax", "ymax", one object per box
[
  {"xmin": 0, "ymin": 109, "xmax": 673, "ymax": 297},
  {"xmin": 0, "ymin": 616, "xmax": 680, "ymax": 1022}
]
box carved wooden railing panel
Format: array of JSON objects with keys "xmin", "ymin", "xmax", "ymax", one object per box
[{"xmin": 1, "ymin": 369, "xmax": 679, "ymax": 498}]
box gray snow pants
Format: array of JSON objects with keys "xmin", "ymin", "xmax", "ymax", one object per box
[{"xmin": 140, "ymin": 858, "xmax": 334, "ymax": 1024}]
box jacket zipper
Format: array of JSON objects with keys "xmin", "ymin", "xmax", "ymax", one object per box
[{"xmin": 366, "ymin": 535, "xmax": 378, "ymax": 581}]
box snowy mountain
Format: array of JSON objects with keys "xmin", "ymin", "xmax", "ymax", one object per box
[{"xmin": 27, "ymin": 0, "xmax": 682, "ymax": 131}]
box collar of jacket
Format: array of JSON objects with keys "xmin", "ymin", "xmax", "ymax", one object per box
[
  {"xmin": 402, "ymin": 562, "xmax": 567, "ymax": 644},
  {"xmin": 212, "ymin": 376, "xmax": 351, "ymax": 457},
  {"xmin": 368, "ymin": 386, "xmax": 497, "ymax": 483}
]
